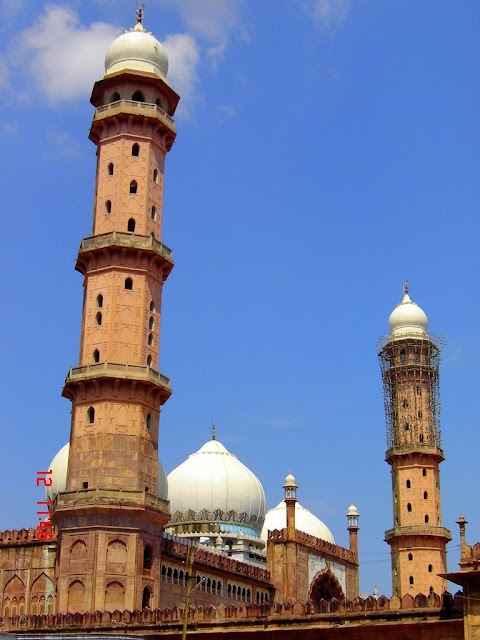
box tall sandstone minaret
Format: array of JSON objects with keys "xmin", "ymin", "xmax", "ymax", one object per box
[
  {"xmin": 378, "ymin": 284, "xmax": 451, "ymax": 597},
  {"xmin": 52, "ymin": 10, "xmax": 179, "ymax": 614}
]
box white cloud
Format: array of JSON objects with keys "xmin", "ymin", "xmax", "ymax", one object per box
[
  {"xmin": 17, "ymin": 4, "xmax": 121, "ymax": 102},
  {"xmin": 216, "ymin": 104, "xmax": 237, "ymax": 123},
  {"xmin": 47, "ymin": 130, "xmax": 83, "ymax": 158},
  {"xmin": 163, "ymin": 33, "xmax": 201, "ymax": 117},
  {"xmin": 159, "ymin": 0, "xmax": 240, "ymax": 43},
  {"xmin": 302, "ymin": 0, "xmax": 351, "ymax": 27}
]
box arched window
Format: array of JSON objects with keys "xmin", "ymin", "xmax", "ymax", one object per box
[
  {"xmin": 406, "ymin": 479, "xmax": 411, "ymax": 488},
  {"xmin": 400, "ymin": 349, "xmax": 407, "ymax": 362},
  {"xmin": 95, "ymin": 311, "xmax": 102, "ymax": 326},
  {"xmin": 151, "ymin": 205, "xmax": 156, "ymax": 220},
  {"xmin": 167, "ymin": 567, "xmax": 172, "ymax": 582},
  {"xmin": 404, "ymin": 423, "xmax": 409, "ymax": 431},
  {"xmin": 408, "ymin": 553, "xmax": 413, "ymax": 561},
  {"xmin": 153, "ymin": 168, "xmax": 158, "ymax": 183},
  {"xmin": 132, "ymin": 90, "xmax": 145, "ymax": 102},
  {"xmin": 148, "ymin": 333, "xmax": 153, "ymax": 346},
  {"xmin": 150, "ymin": 300, "xmax": 156, "ymax": 313},
  {"xmin": 125, "ymin": 277, "xmax": 133, "ymax": 290},
  {"xmin": 423, "ymin": 468, "xmax": 427, "ymax": 477},
  {"xmin": 110, "ymin": 92, "xmax": 120, "ymax": 103},
  {"xmin": 425, "ymin": 514, "xmax": 429, "ymax": 523},
  {"xmin": 206, "ymin": 578, "xmax": 211, "ymax": 592},
  {"xmin": 403, "ymin": 398, "xmax": 408, "ymax": 408},
  {"xmin": 105, "ymin": 200, "xmax": 112, "ymax": 214},
  {"xmin": 409, "ymin": 576, "xmax": 414, "ymax": 585},
  {"xmin": 96, "ymin": 294, "xmax": 103, "ymax": 308},
  {"xmin": 146, "ymin": 355, "xmax": 152, "ymax": 367},
  {"xmin": 146, "ymin": 413, "xmax": 152, "ymax": 431},
  {"xmin": 419, "ymin": 434, "xmax": 424, "ymax": 443},
  {"xmin": 132, "ymin": 143, "xmax": 140, "ymax": 157},
  {"xmin": 143, "ymin": 545, "xmax": 153, "ymax": 570},
  {"xmin": 242, "ymin": 587, "xmax": 246, "ymax": 601},
  {"xmin": 424, "ymin": 491, "xmax": 428, "ymax": 499},
  {"xmin": 407, "ymin": 503, "xmax": 412, "ymax": 512},
  {"xmin": 93, "ymin": 349, "xmax": 100, "ymax": 363},
  {"xmin": 142, "ymin": 587, "xmax": 150, "ymax": 609},
  {"xmin": 130, "ymin": 180, "xmax": 138, "ymax": 194},
  {"xmin": 107, "ymin": 163, "xmax": 114, "ymax": 176},
  {"xmin": 149, "ymin": 316, "xmax": 154, "ymax": 330},
  {"xmin": 87, "ymin": 407, "xmax": 95, "ymax": 424},
  {"xmin": 127, "ymin": 218, "xmax": 136, "ymax": 232},
  {"xmin": 179, "ymin": 570, "xmax": 184, "ymax": 585},
  {"xmin": 246, "ymin": 588, "xmax": 250, "ymax": 602},
  {"xmin": 155, "ymin": 98, "xmax": 163, "ymax": 109},
  {"xmin": 428, "ymin": 564, "xmax": 433, "ymax": 573},
  {"xmin": 161, "ymin": 565, "xmax": 166, "ymax": 581},
  {"xmin": 418, "ymin": 410, "xmax": 423, "ymax": 418}
]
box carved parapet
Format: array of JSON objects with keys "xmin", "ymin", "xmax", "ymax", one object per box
[
  {"xmin": 0, "ymin": 526, "xmax": 57, "ymax": 546},
  {"xmin": 267, "ymin": 527, "xmax": 357, "ymax": 565}
]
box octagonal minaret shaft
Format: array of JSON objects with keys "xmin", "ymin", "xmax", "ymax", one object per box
[
  {"xmin": 52, "ymin": 15, "xmax": 180, "ymax": 614},
  {"xmin": 378, "ymin": 284, "xmax": 451, "ymax": 597}
]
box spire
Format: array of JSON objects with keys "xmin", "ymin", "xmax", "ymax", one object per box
[
  {"xmin": 404, "ymin": 280, "xmax": 408, "ymax": 296},
  {"xmin": 136, "ymin": 2, "xmax": 145, "ymax": 25},
  {"xmin": 212, "ymin": 421, "xmax": 216, "ymax": 441}
]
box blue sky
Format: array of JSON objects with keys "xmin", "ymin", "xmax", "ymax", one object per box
[{"xmin": 0, "ymin": 0, "xmax": 479, "ymax": 597}]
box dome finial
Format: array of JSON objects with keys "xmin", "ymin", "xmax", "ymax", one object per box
[
  {"xmin": 136, "ymin": 2, "xmax": 145, "ymax": 25},
  {"xmin": 212, "ymin": 420, "xmax": 216, "ymax": 441},
  {"xmin": 404, "ymin": 280, "xmax": 408, "ymax": 296}
]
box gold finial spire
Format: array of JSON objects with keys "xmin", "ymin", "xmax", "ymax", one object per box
[
  {"xmin": 404, "ymin": 280, "xmax": 409, "ymax": 295},
  {"xmin": 136, "ymin": 2, "xmax": 146, "ymax": 25},
  {"xmin": 212, "ymin": 421, "xmax": 216, "ymax": 441}
]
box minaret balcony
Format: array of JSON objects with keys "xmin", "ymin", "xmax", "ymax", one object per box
[
  {"xmin": 75, "ymin": 231, "xmax": 174, "ymax": 278},
  {"xmin": 91, "ymin": 99, "xmax": 176, "ymax": 138},
  {"xmin": 62, "ymin": 361, "xmax": 171, "ymax": 401},
  {"xmin": 385, "ymin": 525, "xmax": 452, "ymax": 542}
]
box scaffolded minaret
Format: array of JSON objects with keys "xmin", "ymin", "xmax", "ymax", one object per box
[
  {"xmin": 378, "ymin": 284, "xmax": 451, "ymax": 597},
  {"xmin": 52, "ymin": 10, "xmax": 180, "ymax": 613}
]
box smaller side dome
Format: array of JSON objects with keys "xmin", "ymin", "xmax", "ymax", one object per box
[
  {"xmin": 388, "ymin": 283, "xmax": 428, "ymax": 338},
  {"xmin": 45, "ymin": 443, "xmax": 69, "ymax": 503},
  {"xmin": 105, "ymin": 20, "xmax": 168, "ymax": 78},
  {"xmin": 261, "ymin": 501, "xmax": 335, "ymax": 544},
  {"xmin": 284, "ymin": 471, "xmax": 297, "ymax": 488},
  {"xmin": 347, "ymin": 503, "xmax": 359, "ymax": 517}
]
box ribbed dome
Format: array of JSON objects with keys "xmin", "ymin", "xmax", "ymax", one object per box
[
  {"xmin": 388, "ymin": 285, "xmax": 428, "ymax": 338},
  {"xmin": 261, "ymin": 501, "xmax": 335, "ymax": 544},
  {"xmin": 105, "ymin": 20, "xmax": 168, "ymax": 78},
  {"xmin": 44, "ymin": 443, "xmax": 168, "ymax": 501},
  {"xmin": 167, "ymin": 439, "xmax": 266, "ymax": 533}
]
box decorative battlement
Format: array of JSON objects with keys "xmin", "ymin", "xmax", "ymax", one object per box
[
  {"xmin": 0, "ymin": 591, "xmax": 462, "ymax": 632},
  {"xmin": 161, "ymin": 534, "xmax": 271, "ymax": 583},
  {"xmin": 0, "ymin": 527, "xmax": 57, "ymax": 546},
  {"xmin": 268, "ymin": 528, "xmax": 357, "ymax": 564}
]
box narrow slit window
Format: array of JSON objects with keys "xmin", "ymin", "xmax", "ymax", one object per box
[
  {"xmin": 95, "ymin": 312, "xmax": 102, "ymax": 326},
  {"xmin": 153, "ymin": 168, "xmax": 158, "ymax": 183},
  {"xmin": 409, "ymin": 576, "xmax": 414, "ymax": 585},
  {"xmin": 125, "ymin": 277, "xmax": 133, "ymax": 290},
  {"xmin": 428, "ymin": 564, "xmax": 433, "ymax": 573},
  {"xmin": 143, "ymin": 545, "xmax": 153, "ymax": 570},
  {"xmin": 146, "ymin": 413, "xmax": 152, "ymax": 430},
  {"xmin": 151, "ymin": 205, "xmax": 156, "ymax": 220},
  {"xmin": 148, "ymin": 333, "xmax": 153, "ymax": 346},
  {"xmin": 418, "ymin": 410, "xmax": 423, "ymax": 418},
  {"xmin": 149, "ymin": 316, "xmax": 154, "ymax": 330},
  {"xmin": 105, "ymin": 200, "xmax": 112, "ymax": 214},
  {"xmin": 425, "ymin": 514, "xmax": 429, "ymax": 523},
  {"xmin": 423, "ymin": 469, "xmax": 427, "ymax": 477},
  {"xmin": 404, "ymin": 423, "xmax": 409, "ymax": 431},
  {"xmin": 150, "ymin": 300, "xmax": 156, "ymax": 313},
  {"xmin": 408, "ymin": 553, "xmax": 413, "ymax": 561},
  {"xmin": 407, "ymin": 503, "xmax": 412, "ymax": 512},
  {"xmin": 403, "ymin": 398, "xmax": 408, "ymax": 408},
  {"xmin": 130, "ymin": 180, "xmax": 138, "ymax": 194},
  {"xmin": 87, "ymin": 407, "xmax": 95, "ymax": 424},
  {"xmin": 147, "ymin": 355, "xmax": 152, "ymax": 367},
  {"xmin": 128, "ymin": 218, "xmax": 136, "ymax": 232},
  {"xmin": 93, "ymin": 349, "xmax": 100, "ymax": 363},
  {"xmin": 107, "ymin": 163, "xmax": 114, "ymax": 176},
  {"xmin": 132, "ymin": 143, "xmax": 140, "ymax": 157},
  {"xmin": 406, "ymin": 479, "xmax": 411, "ymax": 488},
  {"xmin": 96, "ymin": 294, "xmax": 103, "ymax": 308}
]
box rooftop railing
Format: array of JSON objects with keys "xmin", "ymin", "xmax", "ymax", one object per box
[
  {"xmin": 79, "ymin": 231, "xmax": 173, "ymax": 261},
  {"xmin": 65, "ymin": 362, "xmax": 170, "ymax": 388},
  {"xmin": 94, "ymin": 99, "xmax": 175, "ymax": 129}
]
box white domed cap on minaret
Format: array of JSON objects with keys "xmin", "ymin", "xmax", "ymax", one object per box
[
  {"xmin": 44, "ymin": 442, "xmax": 169, "ymax": 501},
  {"xmin": 388, "ymin": 282, "xmax": 428, "ymax": 338},
  {"xmin": 347, "ymin": 503, "xmax": 359, "ymax": 517},
  {"xmin": 105, "ymin": 9, "xmax": 168, "ymax": 78}
]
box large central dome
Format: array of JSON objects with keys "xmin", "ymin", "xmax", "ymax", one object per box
[{"xmin": 167, "ymin": 439, "xmax": 266, "ymax": 534}]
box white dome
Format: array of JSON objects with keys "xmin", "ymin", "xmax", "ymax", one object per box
[
  {"xmin": 261, "ymin": 501, "xmax": 335, "ymax": 544},
  {"xmin": 45, "ymin": 443, "xmax": 69, "ymax": 502},
  {"xmin": 167, "ymin": 439, "xmax": 266, "ymax": 533},
  {"xmin": 105, "ymin": 21, "xmax": 168, "ymax": 78},
  {"xmin": 388, "ymin": 287, "xmax": 428, "ymax": 338},
  {"xmin": 44, "ymin": 443, "xmax": 168, "ymax": 501},
  {"xmin": 347, "ymin": 503, "xmax": 359, "ymax": 517}
]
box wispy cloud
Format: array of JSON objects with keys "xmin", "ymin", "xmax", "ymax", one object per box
[
  {"xmin": 0, "ymin": 54, "xmax": 10, "ymax": 89},
  {"xmin": 159, "ymin": 0, "xmax": 241, "ymax": 43},
  {"xmin": 216, "ymin": 104, "xmax": 237, "ymax": 123},
  {"xmin": 163, "ymin": 33, "xmax": 201, "ymax": 117},
  {"xmin": 16, "ymin": 4, "xmax": 121, "ymax": 102},
  {"xmin": 302, "ymin": 0, "xmax": 352, "ymax": 28},
  {"xmin": 1, "ymin": 121, "xmax": 18, "ymax": 136},
  {"xmin": 47, "ymin": 130, "xmax": 83, "ymax": 159}
]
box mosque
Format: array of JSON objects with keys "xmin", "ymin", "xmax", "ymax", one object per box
[{"xmin": 0, "ymin": 11, "xmax": 478, "ymax": 639}]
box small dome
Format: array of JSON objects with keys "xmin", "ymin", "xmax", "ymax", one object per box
[
  {"xmin": 105, "ymin": 20, "xmax": 168, "ymax": 78},
  {"xmin": 284, "ymin": 471, "xmax": 297, "ymax": 488},
  {"xmin": 388, "ymin": 284, "xmax": 428, "ymax": 338},
  {"xmin": 167, "ymin": 439, "xmax": 266, "ymax": 533},
  {"xmin": 347, "ymin": 503, "xmax": 359, "ymax": 517},
  {"xmin": 45, "ymin": 443, "xmax": 69, "ymax": 502},
  {"xmin": 45, "ymin": 443, "xmax": 168, "ymax": 501},
  {"xmin": 261, "ymin": 501, "xmax": 335, "ymax": 544}
]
